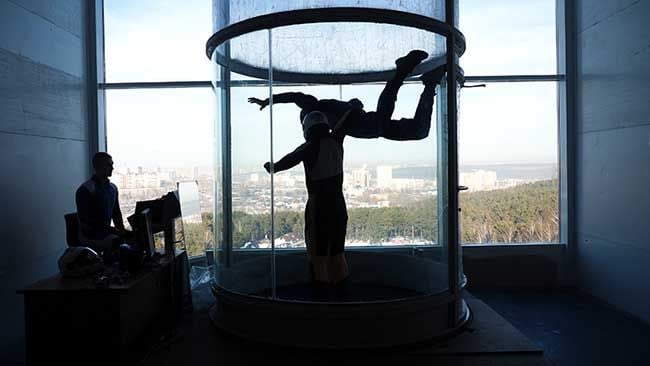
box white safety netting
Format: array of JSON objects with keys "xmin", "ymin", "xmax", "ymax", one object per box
[
  {"xmin": 214, "ymin": 0, "xmax": 450, "ymax": 29},
  {"xmin": 211, "ymin": 0, "xmax": 458, "ymax": 82}
]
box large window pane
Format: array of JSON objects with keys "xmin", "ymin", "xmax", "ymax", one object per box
[
  {"xmin": 104, "ymin": 0, "xmax": 212, "ymax": 82},
  {"xmin": 458, "ymin": 82, "xmax": 559, "ymax": 244},
  {"xmin": 229, "ymin": 79, "xmax": 273, "ymax": 251},
  {"xmin": 340, "ymin": 83, "xmax": 440, "ymax": 247},
  {"xmin": 105, "ymin": 88, "xmax": 215, "ymax": 257},
  {"xmin": 226, "ymin": 82, "xmax": 442, "ymax": 249},
  {"xmin": 460, "ymin": 0, "xmax": 557, "ymax": 75}
]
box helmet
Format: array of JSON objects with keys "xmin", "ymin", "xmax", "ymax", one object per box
[
  {"xmin": 58, "ymin": 247, "xmax": 105, "ymax": 277},
  {"xmin": 302, "ymin": 111, "xmax": 329, "ymax": 139}
]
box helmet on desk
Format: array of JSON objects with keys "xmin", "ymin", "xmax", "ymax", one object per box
[{"xmin": 58, "ymin": 247, "xmax": 105, "ymax": 277}]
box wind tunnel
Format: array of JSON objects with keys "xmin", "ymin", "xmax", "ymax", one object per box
[{"xmin": 207, "ymin": 0, "xmax": 468, "ymax": 348}]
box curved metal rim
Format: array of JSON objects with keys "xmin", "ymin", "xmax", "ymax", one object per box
[
  {"xmin": 210, "ymin": 273, "xmax": 468, "ymax": 308},
  {"xmin": 208, "ymin": 292, "xmax": 472, "ymax": 349},
  {"xmin": 205, "ymin": 7, "xmax": 465, "ymax": 83},
  {"xmin": 214, "ymin": 52, "xmax": 448, "ymax": 84}
]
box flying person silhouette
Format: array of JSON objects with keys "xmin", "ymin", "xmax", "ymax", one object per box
[
  {"xmin": 256, "ymin": 50, "xmax": 447, "ymax": 287},
  {"xmin": 249, "ymin": 50, "xmax": 446, "ymax": 142}
]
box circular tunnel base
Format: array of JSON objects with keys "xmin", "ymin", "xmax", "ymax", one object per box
[{"xmin": 209, "ymin": 251, "xmax": 471, "ymax": 348}]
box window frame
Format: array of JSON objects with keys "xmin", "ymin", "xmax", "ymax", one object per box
[{"xmin": 92, "ymin": 0, "xmax": 571, "ymax": 257}]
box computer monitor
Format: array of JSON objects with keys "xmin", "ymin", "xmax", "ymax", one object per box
[
  {"xmin": 128, "ymin": 208, "xmax": 155, "ymax": 258},
  {"xmin": 134, "ymin": 193, "xmax": 180, "ymax": 228}
]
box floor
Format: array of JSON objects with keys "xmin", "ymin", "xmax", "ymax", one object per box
[
  {"xmin": 135, "ymin": 289, "xmax": 650, "ymax": 365},
  {"xmin": 140, "ymin": 288, "xmax": 549, "ymax": 366},
  {"xmin": 471, "ymin": 288, "xmax": 650, "ymax": 366},
  {"xmin": 5, "ymin": 288, "xmax": 650, "ymax": 365},
  {"xmin": 182, "ymin": 287, "xmax": 650, "ymax": 366}
]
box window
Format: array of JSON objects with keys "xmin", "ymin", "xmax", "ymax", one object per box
[
  {"xmin": 105, "ymin": 88, "xmax": 215, "ymax": 257},
  {"xmin": 227, "ymin": 83, "xmax": 441, "ymax": 250},
  {"xmin": 460, "ymin": 0, "xmax": 557, "ymax": 75},
  {"xmin": 103, "ymin": 0, "xmax": 212, "ymax": 82},
  {"xmin": 100, "ymin": 0, "xmax": 564, "ymax": 251},
  {"xmin": 458, "ymin": 82, "xmax": 559, "ymax": 243},
  {"xmin": 458, "ymin": 0, "xmax": 560, "ymax": 244}
]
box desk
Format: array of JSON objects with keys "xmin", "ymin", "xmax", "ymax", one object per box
[{"xmin": 19, "ymin": 250, "xmax": 190, "ymax": 366}]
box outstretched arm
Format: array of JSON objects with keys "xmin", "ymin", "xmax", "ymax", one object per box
[
  {"xmin": 331, "ymin": 109, "xmax": 354, "ymax": 140},
  {"xmin": 264, "ymin": 142, "xmax": 316, "ymax": 173},
  {"xmin": 248, "ymin": 92, "xmax": 318, "ymax": 110}
]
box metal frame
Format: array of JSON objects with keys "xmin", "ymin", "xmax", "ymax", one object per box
[
  {"xmin": 445, "ymin": 0, "xmax": 461, "ymax": 328},
  {"xmin": 87, "ymin": 0, "xmax": 106, "ymax": 166},
  {"xmin": 95, "ymin": 1, "xmax": 569, "ymax": 253},
  {"xmin": 219, "ymin": 46, "xmax": 233, "ymax": 268},
  {"xmin": 210, "ymin": 54, "xmax": 450, "ymax": 85},
  {"xmin": 267, "ymin": 29, "xmax": 276, "ymax": 298},
  {"xmin": 205, "ymin": 7, "xmax": 465, "ymax": 59},
  {"xmin": 556, "ymin": 0, "xmax": 575, "ymax": 278},
  {"xmin": 205, "ymin": 7, "xmax": 465, "ymax": 84},
  {"xmin": 98, "ymin": 75, "xmax": 564, "ymax": 90}
]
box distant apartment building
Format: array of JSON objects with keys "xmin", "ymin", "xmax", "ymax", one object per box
[
  {"xmin": 376, "ymin": 165, "xmax": 393, "ymax": 189},
  {"xmin": 351, "ymin": 165, "xmax": 371, "ymax": 190},
  {"xmin": 460, "ymin": 170, "xmax": 497, "ymax": 192}
]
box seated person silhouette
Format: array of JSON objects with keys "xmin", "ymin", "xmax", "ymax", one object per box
[
  {"xmin": 264, "ymin": 110, "xmax": 353, "ymax": 284},
  {"xmin": 75, "ymin": 152, "xmax": 127, "ymax": 254},
  {"xmin": 249, "ymin": 49, "xmax": 446, "ymax": 141}
]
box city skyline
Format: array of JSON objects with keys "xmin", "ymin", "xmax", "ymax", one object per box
[
  {"xmin": 111, "ymin": 161, "xmax": 556, "ymax": 215},
  {"xmin": 109, "ymin": 162, "xmax": 558, "ymax": 249}
]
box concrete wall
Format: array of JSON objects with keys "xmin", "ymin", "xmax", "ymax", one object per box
[
  {"xmin": 0, "ymin": 0, "xmax": 90, "ymax": 363},
  {"xmin": 575, "ymin": 0, "xmax": 650, "ymax": 323}
]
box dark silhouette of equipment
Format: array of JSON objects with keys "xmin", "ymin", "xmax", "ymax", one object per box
[
  {"xmin": 64, "ymin": 212, "xmax": 82, "ymax": 247},
  {"xmin": 132, "ymin": 192, "xmax": 181, "ymax": 253}
]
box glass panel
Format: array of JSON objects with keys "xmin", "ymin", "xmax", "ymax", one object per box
[
  {"xmin": 436, "ymin": 75, "xmax": 452, "ymax": 295},
  {"xmin": 209, "ymin": 27, "xmax": 456, "ymax": 301},
  {"xmin": 257, "ymin": 72, "xmax": 450, "ymax": 298},
  {"xmin": 459, "ymin": 0, "xmax": 557, "ymax": 75},
  {"xmin": 104, "ymin": 88, "xmax": 215, "ymax": 258},
  {"xmin": 103, "ymin": 0, "xmax": 212, "ymax": 82},
  {"xmin": 267, "ymin": 84, "xmax": 341, "ymax": 252},
  {"xmin": 212, "ymin": 67, "xmax": 223, "ymax": 278},
  {"xmin": 230, "ymin": 83, "xmax": 272, "ymax": 251},
  {"xmin": 214, "ymin": 30, "xmax": 274, "ymax": 297},
  {"xmin": 458, "ymin": 81, "xmax": 559, "ymax": 244},
  {"xmin": 340, "ymin": 84, "xmax": 441, "ymax": 248}
]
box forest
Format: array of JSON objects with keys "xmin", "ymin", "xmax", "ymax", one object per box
[{"xmin": 181, "ymin": 179, "xmax": 558, "ymax": 257}]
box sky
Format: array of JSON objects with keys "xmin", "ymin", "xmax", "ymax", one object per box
[{"xmin": 103, "ymin": 0, "xmax": 558, "ymax": 170}]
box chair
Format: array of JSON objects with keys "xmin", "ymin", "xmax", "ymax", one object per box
[{"xmin": 64, "ymin": 212, "xmax": 82, "ymax": 247}]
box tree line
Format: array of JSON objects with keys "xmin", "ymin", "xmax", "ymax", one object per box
[{"xmin": 182, "ymin": 179, "xmax": 559, "ymax": 256}]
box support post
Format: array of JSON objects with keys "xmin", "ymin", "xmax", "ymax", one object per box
[{"xmin": 445, "ymin": 0, "xmax": 461, "ymax": 327}]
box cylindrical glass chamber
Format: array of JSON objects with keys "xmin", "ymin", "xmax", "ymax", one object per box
[{"xmin": 208, "ymin": 0, "xmax": 468, "ymax": 348}]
